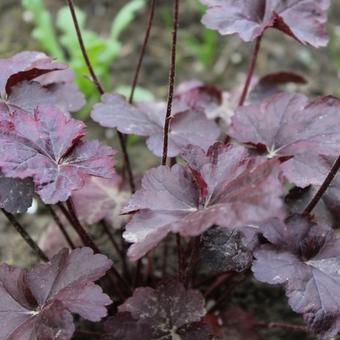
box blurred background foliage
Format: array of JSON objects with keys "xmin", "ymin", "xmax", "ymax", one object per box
[{"xmin": 1, "ymin": 0, "xmax": 340, "ymax": 107}]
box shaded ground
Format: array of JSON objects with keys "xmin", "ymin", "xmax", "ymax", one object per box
[{"xmin": 1, "ymin": 1, "xmax": 340, "ymax": 339}]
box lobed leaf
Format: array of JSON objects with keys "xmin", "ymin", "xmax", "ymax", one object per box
[
  {"xmin": 122, "ymin": 143, "xmax": 284, "ymax": 260},
  {"xmin": 91, "ymin": 92, "xmax": 220, "ymax": 157},
  {"xmin": 229, "ymin": 93, "xmax": 340, "ymax": 187},
  {"xmin": 104, "ymin": 281, "xmax": 211, "ymax": 339},
  {"xmin": 0, "ymin": 247, "xmax": 112, "ymax": 339},
  {"xmin": 252, "ymin": 215, "xmax": 340, "ymax": 338},
  {"xmin": 0, "ymin": 106, "xmax": 115, "ymax": 204},
  {"xmin": 200, "ymin": 0, "xmax": 330, "ymax": 47}
]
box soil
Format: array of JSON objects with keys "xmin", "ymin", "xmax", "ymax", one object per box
[{"xmin": 1, "ymin": 1, "xmax": 340, "ymax": 339}]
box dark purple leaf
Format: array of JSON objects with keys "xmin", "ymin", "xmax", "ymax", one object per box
[
  {"xmin": 252, "ymin": 215, "xmax": 340, "ymax": 338},
  {"xmin": 103, "ymin": 312, "xmax": 153, "ymax": 340},
  {"xmin": 72, "ymin": 176, "xmax": 129, "ymax": 225},
  {"xmin": 229, "ymin": 93, "xmax": 340, "ymax": 187},
  {"xmin": 91, "ymin": 92, "xmax": 220, "ymax": 157},
  {"xmin": 220, "ymin": 307, "xmax": 259, "ymax": 340},
  {"xmin": 201, "ymin": 0, "xmax": 330, "ymax": 47},
  {"xmin": 0, "ymin": 172, "xmax": 34, "ymax": 214},
  {"xmin": 0, "ymin": 247, "xmax": 112, "ymax": 340},
  {"xmin": 35, "ymin": 69, "xmax": 85, "ymax": 112},
  {"xmin": 0, "ymin": 105, "xmax": 115, "ymax": 204},
  {"xmin": 174, "ymin": 80, "xmax": 223, "ymax": 113},
  {"xmin": 200, "ymin": 226, "xmax": 254, "ymax": 273},
  {"xmin": 0, "ymin": 54, "xmax": 84, "ymax": 118},
  {"xmin": 109, "ymin": 281, "xmax": 211, "ymax": 339},
  {"xmin": 0, "ymin": 51, "xmax": 66, "ymax": 96},
  {"xmin": 248, "ymin": 72, "xmax": 307, "ymax": 103},
  {"xmin": 122, "ymin": 143, "xmax": 284, "ymax": 260}
]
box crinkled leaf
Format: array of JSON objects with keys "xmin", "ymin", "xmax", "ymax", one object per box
[
  {"xmin": 91, "ymin": 92, "xmax": 220, "ymax": 157},
  {"xmin": 114, "ymin": 281, "xmax": 210, "ymax": 339},
  {"xmin": 0, "ymin": 247, "xmax": 112, "ymax": 340},
  {"xmin": 123, "ymin": 143, "xmax": 284, "ymax": 260},
  {"xmin": 0, "ymin": 51, "xmax": 66, "ymax": 97},
  {"xmin": 201, "ymin": 0, "xmax": 330, "ymax": 47},
  {"xmin": 0, "ymin": 105, "xmax": 115, "ymax": 204},
  {"xmin": 230, "ymin": 93, "xmax": 340, "ymax": 187},
  {"xmin": 200, "ymin": 226, "xmax": 254, "ymax": 273},
  {"xmin": 72, "ymin": 176, "xmax": 129, "ymax": 226},
  {"xmin": 0, "ymin": 171, "xmax": 34, "ymax": 214},
  {"xmin": 252, "ymin": 215, "xmax": 340, "ymax": 338}
]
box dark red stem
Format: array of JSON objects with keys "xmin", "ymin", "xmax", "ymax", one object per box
[
  {"xmin": 129, "ymin": 0, "xmax": 156, "ymax": 104},
  {"xmin": 254, "ymin": 321, "xmax": 306, "ymax": 332},
  {"xmin": 304, "ymin": 155, "xmax": 340, "ymax": 214},
  {"xmin": 66, "ymin": 0, "xmax": 135, "ymax": 193},
  {"xmin": 238, "ymin": 36, "xmax": 262, "ymax": 106},
  {"xmin": 161, "ymin": 0, "xmax": 179, "ymax": 166},
  {"xmin": 2, "ymin": 209, "xmax": 48, "ymax": 262},
  {"xmin": 100, "ymin": 220, "xmax": 131, "ymax": 281},
  {"xmin": 47, "ymin": 205, "xmax": 75, "ymax": 249},
  {"xmin": 60, "ymin": 199, "xmax": 130, "ymax": 297}
]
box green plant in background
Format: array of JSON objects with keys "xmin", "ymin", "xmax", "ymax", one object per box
[
  {"xmin": 184, "ymin": 3, "xmax": 218, "ymax": 69},
  {"xmin": 330, "ymin": 26, "xmax": 340, "ymax": 70},
  {"xmin": 22, "ymin": 0, "xmax": 151, "ymax": 103},
  {"xmin": 160, "ymin": 1, "xmax": 218, "ymax": 70}
]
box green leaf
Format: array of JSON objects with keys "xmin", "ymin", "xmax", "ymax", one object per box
[
  {"xmin": 111, "ymin": 0, "xmax": 145, "ymax": 40},
  {"xmin": 22, "ymin": 0, "xmax": 64, "ymax": 60}
]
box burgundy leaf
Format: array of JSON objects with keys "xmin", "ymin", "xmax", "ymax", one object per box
[
  {"xmin": 122, "ymin": 143, "xmax": 284, "ymax": 260},
  {"xmin": 91, "ymin": 92, "xmax": 220, "ymax": 157},
  {"xmin": 220, "ymin": 307, "xmax": 259, "ymax": 340},
  {"xmin": 252, "ymin": 215, "xmax": 340, "ymax": 338},
  {"xmin": 229, "ymin": 93, "xmax": 340, "ymax": 187},
  {"xmin": 248, "ymin": 72, "xmax": 307, "ymax": 103},
  {"xmin": 200, "ymin": 0, "xmax": 330, "ymax": 47},
  {"xmin": 103, "ymin": 312, "xmax": 153, "ymax": 340},
  {"xmin": 72, "ymin": 176, "xmax": 129, "ymax": 226},
  {"xmin": 174, "ymin": 80, "xmax": 223, "ymax": 114},
  {"xmin": 0, "ymin": 172, "xmax": 34, "ymax": 214},
  {"xmin": 0, "ymin": 247, "xmax": 112, "ymax": 340},
  {"xmin": 0, "ymin": 105, "xmax": 115, "ymax": 204},
  {"xmin": 0, "ymin": 51, "xmax": 66, "ymax": 96},
  {"xmin": 200, "ymin": 226, "xmax": 254, "ymax": 273},
  {"xmin": 112, "ymin": 281, "xmax": 211, "ymax": 339},
  {"xmin": 35, "ymin": 69, "xmax": 85, "ymax": 112}
]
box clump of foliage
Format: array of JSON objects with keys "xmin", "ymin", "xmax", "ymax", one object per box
[{"xmin": 1, "ymin": 0, "xmax": 340, "ymax": 339}]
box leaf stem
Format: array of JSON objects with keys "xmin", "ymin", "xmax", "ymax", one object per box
[
  {"xmin": 59, "ymin": 199, "xmax": 130, "ymax": 298},
  {"xmin": 66, "ymin": 0, "xmax": 135, "ymax": 193},
  {"xmin": 129, "ymin": 0, "xmax": 156, "ymax": 104},
  {"xmin": 161, "ymin": 0, "xmax": 179, "ymax": 166},
  {"xmin": 1, "ymin": 209, "xmax": 48, "ymax": 262},
  {"xmin": 47, "ymin": 205, "xmax": 75, "ymax": 249},
  {"xmin": 100, "ymin": 220, "xmax": 131, "ymax": 281},
  {"xmin": 304, "ymin": 155, "xmax": 340, "ymax": 215},
  {"xmin": 254, "ymin": 321, "xmax": 306, "ymax": 332},
  {"xmin": 238, "ymin": 36, "xmax": 262, "ymax": 106}
]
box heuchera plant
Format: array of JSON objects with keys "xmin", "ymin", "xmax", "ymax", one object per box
[{"xmin": 1, "ymin": 0, "xmax": 340, "ymax": 339}]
